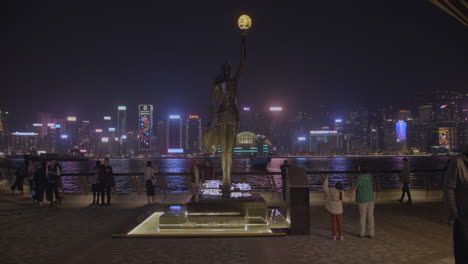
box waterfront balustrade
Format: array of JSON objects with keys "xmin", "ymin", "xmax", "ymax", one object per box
[{"xmin": 0, "ymin": 169, "xmax": 444, "ymax": 195}]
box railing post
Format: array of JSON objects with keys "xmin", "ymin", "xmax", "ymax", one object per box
[
  {"xmin": 131, "ymin": 175, "xmax": 142, "ymax": 195},
  {"xmin": 424, "ymin": 174, "xmax": 431, "ymax": 199},
  {"xmin": 78, "ymin": 175, "xmax": 89, "ymax": 195}
]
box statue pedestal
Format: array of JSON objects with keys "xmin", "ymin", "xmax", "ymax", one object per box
[
  {"xmin": 287, "ymin": 167, "xmax": 310, "ymax": 235},
  {"xmin": 159, "ymin": 194, "xmax": 268, "ymax": 233}
]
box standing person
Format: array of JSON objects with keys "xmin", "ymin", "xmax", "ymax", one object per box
[
  {"xmin": 27, "ymin": 160, "xmax": 37, "ymax": 201},
  {"xmin": 354, "ymin": 161, "xmax": 375, "ymax": 238},
  {"xmin": 398, "ymin": 158, "xmax": 412, "ymax": 204},
  {"xmin": 46, "ymin": 160, "xmax": 62, "ymax": 207},
  {"xmin": 11, "ymin": 159, "xmax": 28, "ymax": 194},
  {"xmin": 191, "ymin": 161, "xmax": 201, "ymax": 202},
  {"xmin": 280, "ymin": 160, "xmax": 290, "ymax": 201},
  {"xmin": 34, "ymin": 161, "xmax": 48, "ymax": 206},
  {"xmin": 144, "ymin": 161, "xmax": 157, "ymax": 204},
  {"xmin": 444, "ymin": 150, "xmax": 468, "ymax": 263},
  {"xmin": 201, "ymin": 160, "xmax": 214, "ymax": 181},
  {"xmin": 323, "ymin": 176, "xmax": 353, "ymax": 240},
  {"xmin": 90, "ymin": 161, "xmax": 101, "ymax": 205},
  {"xmin": 99, "ymin": 158, "xmax": 115, "ymax": 206}
]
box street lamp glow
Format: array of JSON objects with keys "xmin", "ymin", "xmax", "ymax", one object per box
[{"xmin": 238, "ymin": 14, "xmax": 252, "ymax": 30}]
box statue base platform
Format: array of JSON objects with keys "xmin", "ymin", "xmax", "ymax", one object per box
[{"xmin": 123, "ymin": 194, "xmax": 289, "ymax": 237}]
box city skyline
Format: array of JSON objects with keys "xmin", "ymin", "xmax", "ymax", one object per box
[
  {"xmin": 1, "ymin": 89, "xmax": 466, "ymax": 156},
  {"xmin": 3, "ymin": 1, "xmax": 467, "ymax": 130}
]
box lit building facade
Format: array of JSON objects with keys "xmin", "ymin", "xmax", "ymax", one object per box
[
  {"xmin": 185, "ymin": 115, "xmax": 202, "ymax": 154},
  {"xmin": 117, "ymin": 106, "xmax": 127, "ymax": 155},
  {"xmin": 167, "ymin": 114, "xmax": 183, "ymax": 153},
  {"xmin": 138, "ymin": 104, "xmax": 153, "ymax": 152}
]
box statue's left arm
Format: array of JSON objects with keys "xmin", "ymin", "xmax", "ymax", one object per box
[{"xmin": 233, "ymin": 32, "xmax": 247, "ymax": 82}]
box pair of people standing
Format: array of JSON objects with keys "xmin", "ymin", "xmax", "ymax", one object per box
[
  {"xmin": 90, "ymin": 158, "xmax": 115, "ymax": 206},
  {"xmin": 322, "ymin": 161, "xmax": 375, "ymax": 240},
  {"xmin": 144, "ymin": 161, "xmax": 159, "ymax": 204}
]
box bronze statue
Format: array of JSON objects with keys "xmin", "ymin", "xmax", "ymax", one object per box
[{"xmin": 203, "ymin": 16, "xmax": 251, "ymax": 192}]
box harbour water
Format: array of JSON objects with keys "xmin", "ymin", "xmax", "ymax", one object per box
[{"xmin": 54, "ymin": 156, "xmax": 451, "ymax": 174}]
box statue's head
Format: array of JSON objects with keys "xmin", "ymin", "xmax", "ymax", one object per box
[{"xmin": 220, "ymin": 62, "xmax": 231, "ymax": 78}]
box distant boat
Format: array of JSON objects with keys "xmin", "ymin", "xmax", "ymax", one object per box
[{"xmin": 243, "ymin": 156, "xmax": 271, "ymax": 169}]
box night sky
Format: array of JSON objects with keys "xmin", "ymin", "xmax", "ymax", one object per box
[{"xmin": 3, "ymin": 0, "xmax": 467, "ymax": 129}]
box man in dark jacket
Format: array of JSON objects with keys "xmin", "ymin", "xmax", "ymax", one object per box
[
  {"xmin": 99, "ymin": 158, "xmax": 115, "ymax": 206},
  {"xmin": 444, "ymin": 150, "xmax": 468, "ymax": 263},
  {"xmin": 34, "ymin": 161, "xmax": 48, "ymax": 206}
]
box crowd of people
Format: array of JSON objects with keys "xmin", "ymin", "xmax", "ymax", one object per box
[{"xmin": 11, "ymin": 159, "xmax": 63, "ymax": 207}]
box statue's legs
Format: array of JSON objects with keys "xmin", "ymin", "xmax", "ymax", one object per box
[{"xmin": 218, "ymin": 123, "xmax": 237, "ymax": 191}]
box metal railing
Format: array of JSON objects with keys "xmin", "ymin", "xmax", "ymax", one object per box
[{"xmin": 1, "ymin": 168, "xmax": 445, "ymax": 195}]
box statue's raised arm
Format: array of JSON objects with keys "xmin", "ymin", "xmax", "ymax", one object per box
[{"xmin": 233, "ymin": 31, "xmax": 247, "ymax": 83}]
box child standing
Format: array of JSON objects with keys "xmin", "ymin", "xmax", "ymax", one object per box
[{"xmin": 323, "ymin": 176, "xmax": 351, "ymax": 240}]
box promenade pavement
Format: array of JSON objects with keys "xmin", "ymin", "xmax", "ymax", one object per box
[{"xmin": 0, "ymin": 193, "xmax": 455, "ymax": 264}]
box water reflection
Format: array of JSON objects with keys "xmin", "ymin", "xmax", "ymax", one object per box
[{"xmin": 49, "ymin": 156, "xmax": 452, "ymax": 174}]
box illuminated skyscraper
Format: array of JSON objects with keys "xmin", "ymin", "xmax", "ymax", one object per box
[
  {"xmin": 117, "ymin": 106, "xmax": 127, "ymax": 155},
  {"xmin": 138, "ymin": 105, "xmax": 153, "ymax": 151},
  {"xmin": 185, "ymin": 115, "xmax": 202, "ymax": 154},
  {"xmin": 167, "ymin": 115, "xmax": 183, "ymax": 153}
]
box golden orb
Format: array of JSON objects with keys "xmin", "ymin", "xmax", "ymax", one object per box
[{"xmin": 238, "ymin": 14, "xmax": 252, "ymax": 30}]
